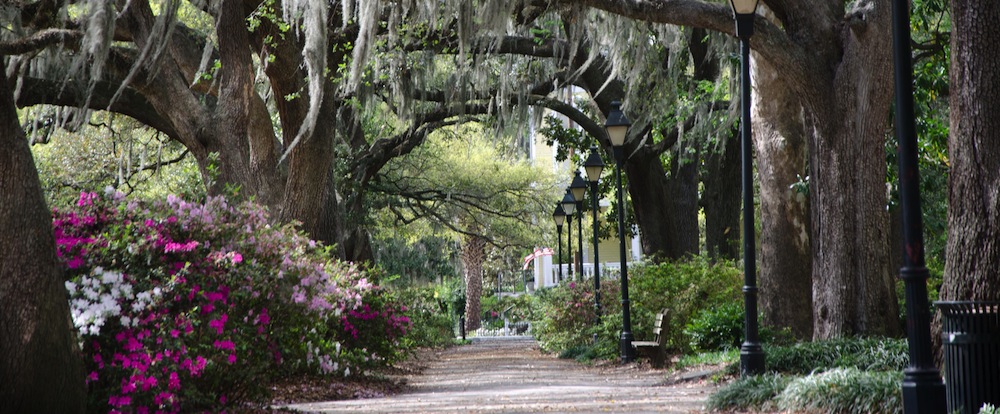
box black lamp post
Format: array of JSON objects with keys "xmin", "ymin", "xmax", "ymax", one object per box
[
  {"xmin": 553, "ymin": 204, "xmax": 566, "ymax": 283},
  {"xmin": 890, "ymin": 0, "xmax": 947, "ymax": 411},
  {"xmin": 606, "ymin": 101, "xmax": 635, "ymax": 363},
  {"xmin": 730, "ymin": 0, "xmax": 765, "ymax": 377},
  {"xmin": 561, "ymin": 189, "xmax": 577, "ymax": 281},
  {"xmin": 570, "ymin": 171, "xmax": 588, "ymax": 282},
  {"xmin": 584, "ymin": 146, "xmax": 606, "ymax": 329}
]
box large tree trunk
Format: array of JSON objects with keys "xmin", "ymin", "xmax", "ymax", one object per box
[
  {"xmin": 702, "ymin": 127, "xmax": 741, "ymax": 261},
  {"xmin": 940, "ymin": 0, "xmax": 1000, "ymax": 301},
  {"xmin": 625, "ymin": 147, "xmax": 699, "ymax": 260},
  {"xmin": 462, "ymin": 234, "xmax": 487, "ymax": 332},
  {"xmin": 753, "ymin": 56, "xmax": 813, "ymax": 340},
  {"xmin": 807, "ymin": 0, "xmax": 900, "ymax": 338},
  {"xmin": 0, "ymin": 64, "xmax": 86, "ymax": 413}
]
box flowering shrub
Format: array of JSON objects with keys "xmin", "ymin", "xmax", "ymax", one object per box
[
  {"xmin": 532, "ymin": 280, "xmax": 620, "ymax": 354},
  {"xmin": 56, "ymin": 190, "xmax": 407, "ymax": 412}
]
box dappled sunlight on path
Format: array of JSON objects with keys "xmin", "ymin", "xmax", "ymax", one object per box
[{"xmin": 284, "ymin": 337, "xmax": 714, "ymax": 413}]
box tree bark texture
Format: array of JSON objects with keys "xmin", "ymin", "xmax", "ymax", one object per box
[
  {"xmin": 752, "ymin": 55, "xmax": 814, "ymax": 339},
  {"xmin": 0, "ymin": 65, "xmax": 86, "ymax": 414},
  {"xmin": 808, "ymin": 1, "xmax": 900, "ymax": 339},
  {"xmin": 940, "ymin": 0, "xmax": 1000, "ymax": 301},
  {"xmin": 462, "ymin": 234, "xmax": 487, "ymax": 332},
  {"xmin": 702, "ymin": 127, "xmax": 741, "ymax": 261},
  {"xmin": 624, "ymin": 147, "xmax": 699, "ymax": 260}
]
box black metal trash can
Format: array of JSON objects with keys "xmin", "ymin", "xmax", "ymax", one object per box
[{"xmin": 937, "ymin": 301, "xmax": 1000, "ymax": 414}]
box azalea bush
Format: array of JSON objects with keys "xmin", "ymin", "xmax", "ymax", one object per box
[
  {"xmin": 56, "ymin": 190, "xmax": 408, "ymax": 412},
  {"xmin": 532, "ymin": 280, "xmax": 620, "ymax": 355}
]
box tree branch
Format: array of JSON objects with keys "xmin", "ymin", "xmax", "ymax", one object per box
[
  {"xmin": 15, "ymin": 77, "xmax": 179, "ymax": 139},
  {"xmin": 0, "ymin": 29, "xmax": 82, "ymax": 55}
]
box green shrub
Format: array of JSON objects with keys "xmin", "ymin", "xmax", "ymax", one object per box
[
  {"xmin": 393, "ymin": 286, "xmax": 456, "ymax": 349},
  {"xmin": 532, "ymin": 280, "xmax": 620, "ymax": 354},
  {"xmin": 685, "ymin": 302, "xmax": 744, "ymax": 352},
  {"xmin": 706, "ymin": 374, "xmax": 790, "ymax": 412},
  {"xmin": 776, "ymin": 368, "xmax": 902, "ymax": 414},
  {"xmin": 982, "ymin": 404, "xmax": 999, "ymax": 414},
  {"xmin": 629, "ymin": 257, "xmax": 743, "ymax": 353}
]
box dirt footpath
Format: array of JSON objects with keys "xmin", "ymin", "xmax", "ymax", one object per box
[{"xmin": 284, "ymin": 337, "xmax": 717, "ymax": 414}]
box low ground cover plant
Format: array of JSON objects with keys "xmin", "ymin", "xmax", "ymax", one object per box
[
  {"xmin": 57, "ymin": 190, "xmax": 410, "ymax": 412},
  {"xmin": 707, "ymin": 337, "xmax": 909, "ymax": 413}
]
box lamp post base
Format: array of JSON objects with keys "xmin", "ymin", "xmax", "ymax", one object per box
[
  {"xmin": 740, "ymin": 343, "xmax": 765, "ymax": 376},
  {"xmin": 620, "ymin": 331, "xmax": 636, "ymax": 363},
  {"xmin": 902, "ymin": 368, "xmax": 946, "ymax": 414}
]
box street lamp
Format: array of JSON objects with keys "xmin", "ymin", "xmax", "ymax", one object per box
[
  {"xmin": 553, "ymin": 204, "xmax": 566, "ymax": 283},
  {"xmin": 561, "ymin": 189, "xmax": 577, "ymax": 281},
  {"xmin": 730, "ymin": 0, "xmax": 765, "ymax": 377},
  {"xmin": 570, "ymin": 171, "xmax": 588, "ymax": 282},
  {"xmin": 890, "ymin": 0, "xmax": 947, "ymax": 412},
  {"xmin": 584, "ymin": 146, "xmax": 606, "ymax": 329},
  {"xmin": 606, "ymin": 101, "xmax": 635, "ymax": 363}
]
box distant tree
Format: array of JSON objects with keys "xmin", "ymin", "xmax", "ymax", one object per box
[{"xmin": 373, "ymin": 128, "xmax": 555, "ymax": 330}]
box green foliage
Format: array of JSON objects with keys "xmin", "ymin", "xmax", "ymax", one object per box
[
  {"xmin": 673, "ymin": 349, "xmax": 738, "ymax": 371},
  {"xmin": 628, "ymin": 257, "xmax": 743, "ymax": 353},
  {"xmin": 480, "ymin": 294, "xmax": 537, "ymax": 326},
  {"xmin": 531, "ymin": 280, "xmax": 620, "ymax": 355},
  {"xmin": 373, "ymin": 235, "xmax": 458, "ymax": 285},
  {"xmin": 29, "ymin": 111, "xmax": 202, "ymax": 207},
  {"xmin": 392, "ymin": 286, "xmax": 456, "ymax": 349},
  {"xmin": 981, "ymin": 404, "xmax": 999, "ymax": 414},
  {"xmin": 706, "ymin": 374, "xmax": 790, "ymax": 412},
  {"xmin": 776, "ymin": 368, "xmax": 903, "ymax": 414},
  {"xmin": 685, "ymin": 302, "xmax": 744, "ymax": 352},
  {"xmin": 761, "ymin": 337, "xmax": 909, "ymax": 375},
  {"xmin": 532, "ymin": 256, "xmax": 745, "ymax": 361}
]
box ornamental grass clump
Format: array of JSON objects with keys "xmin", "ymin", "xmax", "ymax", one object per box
[{"xmin": 57, "ymin": 190, "xmax": 408, "ymax": 413}]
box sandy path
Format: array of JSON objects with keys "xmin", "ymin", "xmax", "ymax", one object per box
[{"xmin": 284, "ymin": 337, "xmax": 716, "ymax": 414}]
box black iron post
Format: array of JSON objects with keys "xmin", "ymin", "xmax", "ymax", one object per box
[
  {"xmin": 570, "ymin": 172, "xmax": 588, "ymax": 283},
  {"xmin": 591, "ymin": 184, "xmax": 601, "ymax": 320},
  {"xmin": 566, "ymin": 212, "xmax": 573, "ymax": 281},
  {"xmin": 576, "ymin": 204, "xmax": 584, "ymax": 282},
  {"xmin": 732, "ymin": 0, "xmax": 765, "ymax": 377},
  {"xmin": 562, "ymin": 189, "xmax": 577, "ymax": 281},
  {"xmin": 613, "ymin": 149, "xmax": 635, "ymax": 362},
  {"xmin": 556, "ymin": 225, "xmax": 563, "ymax": 282},
  {"xmin": 553, "ymin": 204, "xmax": 566, "ymax": 282},
  {"xmin": 585, "ymin": 147, "xmax": 606, "ymax": 331},
  {"xmin": 891, "ymin": 0, "xmax": 947, "ymax": 411},
  {"xmin": 605, "ymin": 101, "xmax": 635, "ymax": 363}
]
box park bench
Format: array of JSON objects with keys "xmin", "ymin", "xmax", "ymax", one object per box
[{"xmin": 631, "ymin": 310, "xmax": 668, "ymax": 368}]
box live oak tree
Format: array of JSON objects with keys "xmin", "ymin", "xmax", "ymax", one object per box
[
  {"xmin": 0, "ymin": 60, "xmax": 86, "ymax": 413},
  {"xmin": 939, "ymin": 0, "xmax": 1000, "ymax": 302}
]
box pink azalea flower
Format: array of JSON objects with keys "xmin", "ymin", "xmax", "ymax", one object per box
[
  {"xmin": 213, "ymin": 339, "xmax": 235, "ymax": 351},
  {"xmin": 167, "ymin": 372, "xmax": 180, "ymax": 390},
  {"xmin": 209, "ymin": 314, "xmax": 228, "ymax": 334}
]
